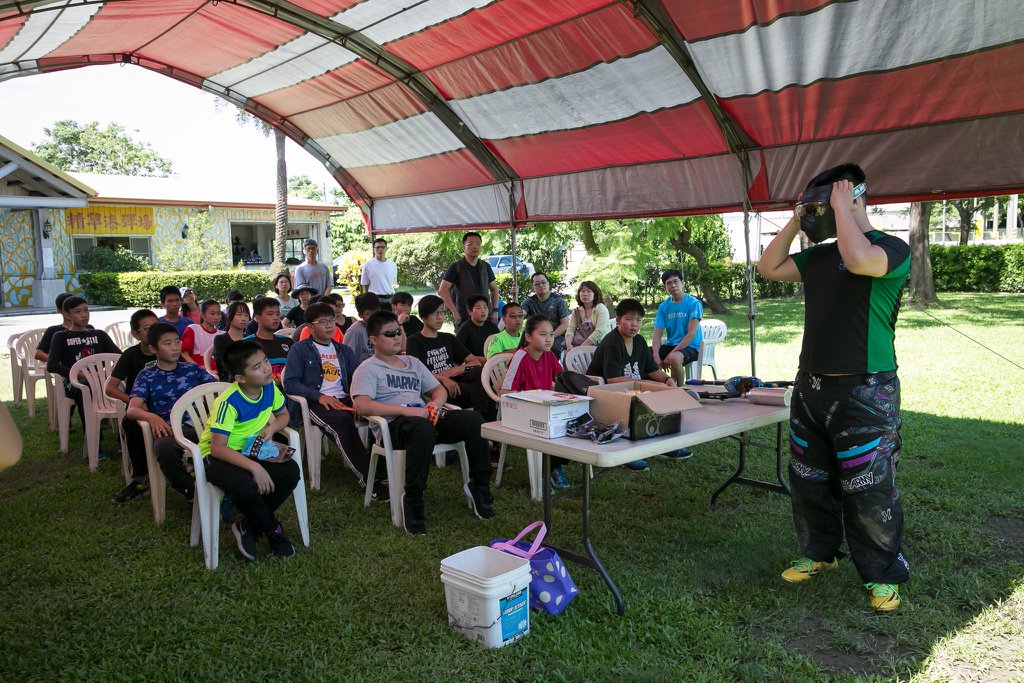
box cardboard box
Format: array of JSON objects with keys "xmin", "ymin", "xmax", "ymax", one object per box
[
  {"xmin": 586, "ymin": 381, "xmax": 701, "ymax": 440},
  {"xmin": 500, "ymin": 390, "xmax": 594, "ymax": 439}
]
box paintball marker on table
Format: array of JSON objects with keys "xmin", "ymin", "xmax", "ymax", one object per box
[{"xmin": 684, "ymin": 377, "xmax": 794, "ymax": 406}]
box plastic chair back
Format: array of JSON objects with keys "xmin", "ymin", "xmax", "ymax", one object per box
[
  {"xmin": 203, "ymin": 345, "xmax": 216, "ymax": 376},
  {"xmin": 483, "ymin": 334, "xmax": 497, "ymax": 357},
  {"xmin": 481, "ymin": 352, "xmax": 512, "ymax": 403},
  {"xmin": 14, "ymin": 328, "xmax": 50, "ymax": 420},
  {"xmin": 103, "ymin": 321, "xmax": 132, "ymax": 351},
  {"xmin": 7, "ymin": 331, "xmax": 23, "ymax": 406},
  {"xmin": 69, "ymin": 353, "xmax": 127, "ymax": 474},
  {"xmin": 564, "ymin": 345, "xmax": 597, "ymax": 375}
]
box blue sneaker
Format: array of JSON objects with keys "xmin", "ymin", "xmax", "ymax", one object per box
[
  {"xmin": 550, "ymin": 466, "xmax": 571, "ymax": 490},
  {"xmin": 625, "ymin": 459, "xmax": 650, "ymax": 471},
  {"xmin": 663, "ymin": 448, "xmax": 693, "ymax": 461},
  {"xmin": 97, "ymin": 449, "xmax": 108, "ymax": 462}
]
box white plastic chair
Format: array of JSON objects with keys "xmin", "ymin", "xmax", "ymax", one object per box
[
  {"xmin": 364, "ymin": 406, "xmax": 470, "ymax": 528},
  {"xmin": 138, "ymin": 420, "xmax": 169, "ymax": 525},
  {"xmin": 203, "ymin": 345, "xmax": 216, "ymax": 376},
  {"xmin": 103, "ymin": 321, "xmax": 132, "ymax": 351},
  {"xmin": 7, "ymin": 332, "xmax": 23, "ymax": 406},
  {"xmin": 481, "ymin": 353, "xmax": 543, "ymax": 502},
  {"xmin": 482, "ymin": 333, "xmax": 497, "ymax": 358},
  {"xmin": 69, "ymin": 353, "xmax": 130, "ymax": 479},
  {"xmin": 13, "ymin": 329, "xmax": 49, "ymax": 420},
  {"xmin": 170, "ymin": 382, "xmax": 310, "ymax": 570},
  {"xmin": 564, "ymin": 345, "xmax": 597, "ymax": 375},
  {"xmin": 687, "ymin": 319, "xmax": 727, "ymax": 380}
]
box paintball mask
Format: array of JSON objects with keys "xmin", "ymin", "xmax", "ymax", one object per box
[{"xmin": 795, "ymin": 182, "xmax": 866, "ymax": 243}]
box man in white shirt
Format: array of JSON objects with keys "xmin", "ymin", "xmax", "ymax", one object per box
[{"xmin": 360, "ymin": 237, "xmax": 398, "ymax": 310}]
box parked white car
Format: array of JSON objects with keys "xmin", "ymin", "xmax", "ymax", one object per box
[{"xmin": 487, "ymin": 255, "xmax": 533, "ymax": 277}]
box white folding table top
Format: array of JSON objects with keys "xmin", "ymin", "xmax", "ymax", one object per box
[{"xmin": 482, "ymin": 400, "xmax": 789, "ymax": 469}]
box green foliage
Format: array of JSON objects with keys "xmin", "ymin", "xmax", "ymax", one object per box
[
  {"xmin": 32, "ymin": 120, "xmax": 173, "ymax": 176},
  {"xmin": 158, "ymin": 211, "xmax": 231, "ymax": 271},
  {"xmin": 288, "ymin": 174, "xmax": 322, "ymax": 201},
  {"xmin": 999, "ymin": 245, "xmax": 1024, "ymax": 292},
  {"xmin": 78, "ymin": 246, "xmax": 151, "ymax": 273},
  {"xmin": 388, "ymin": 233, "xmax": 463, "ymax": 288},
  {"xmin": 335, "ymin": 250, "xmax": 371, "ymax": 292},
  {"xmin": 929, "ymin": 244, "xmax": 1006, "ymax": 292},
  {"xmin": 502, "ymin": 223, "xmax": 578, "ymax": 273},
  {"xmin": 329, "ymin": 201, "xmax": 368, "ymax": 254},
  {"xmin": 78, "ymin": 271, "xmax": 270, "ymax": 307}
]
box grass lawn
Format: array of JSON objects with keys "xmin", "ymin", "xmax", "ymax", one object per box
[{"xmin": 1, "ymin": 293, "xmax": 1022, "ymax": 681}]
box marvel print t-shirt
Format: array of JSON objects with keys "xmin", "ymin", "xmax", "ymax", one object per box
[
  {"xmin": 406, "ymin": 332, "xmax": 471, "ymax": 374},
  {"xmin": 350, "ymin": 355, "xmax": 440, "ymax": 422}
]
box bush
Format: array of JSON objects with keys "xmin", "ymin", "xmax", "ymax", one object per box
[
  {"xmin": 334, "ymin": 249, "xmax": 370, "ymax": 293},
  {"xmin": 999, "ymin": 244, "xmax": 1024, "ymax": 292},
  {"xmin": 79, "ymin": 270, "xmax": 271, "ymax": 307},
  {"xmin": 79, "ymin": 246, "xmax": 151, "ymax": 273},
  {"xmin": 929, "ymin": 245, "xmax": 1005, "ymax": 292},
  {"xmin": 389, "ymin": 234, "xmax": 462, "ymax": 289}
]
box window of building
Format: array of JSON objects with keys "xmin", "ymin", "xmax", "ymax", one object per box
[{"xmin": 73, "ymin": 236, "xmax": 152, "ymax": 270}]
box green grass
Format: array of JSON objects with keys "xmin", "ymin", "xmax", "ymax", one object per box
[{"xmin": 1, "ymin": 293, "xmax": 1022, "ymax": 681}]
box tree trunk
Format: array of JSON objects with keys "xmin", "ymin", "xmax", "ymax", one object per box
[
  {"xmin": 273, "ymin": 129, "xmax": 288, "ymax": 266},
  {"xmin": 680, "ymin": 243, "xmax": 729, "ymax": 314},
  {"xmin": 907, "ymin": 201, "xmax": 938, "ymax": 306},
  {"xmin": 955, "ymin": 200, "xmax": 973, "ymax": 246},
  {"xmin": 580, "ymin": 220, "xmax": 600, "ymax": 255}
]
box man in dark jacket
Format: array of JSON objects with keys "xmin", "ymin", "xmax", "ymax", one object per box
[{"xmin": 283, "ymin": 302, "xmax": 378, "ymax": 494}]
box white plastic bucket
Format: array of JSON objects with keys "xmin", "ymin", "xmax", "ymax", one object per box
[{"xmin": 440, "ymin": 546, "xmax": 532, "ymax": 648}]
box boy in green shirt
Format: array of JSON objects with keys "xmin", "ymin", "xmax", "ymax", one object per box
[
  {"xmin": 484, "ymin": 302, "xmax": 525, "ymax": 358},
  {"xmin": 198, "ymin": 339, "xmax": 301, "ymax": 561}
]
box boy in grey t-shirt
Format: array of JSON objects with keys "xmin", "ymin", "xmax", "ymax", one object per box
[
  {"xmin": 342, "ymin": 292, "xmax": 379, "ymax": 365},
  {"xmin": 351, "ymin": 311, "xmax": 495, "ymax": 536}
]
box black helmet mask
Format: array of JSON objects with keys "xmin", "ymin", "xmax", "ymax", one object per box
[{"xmin": 796, "ymin": 184, "xmax": 837, "ymax": 243}]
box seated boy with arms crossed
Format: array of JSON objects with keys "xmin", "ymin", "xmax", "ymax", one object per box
[
  {"xmin": 125, "ymin": 322, "xmax": 216, "ymax": 503},
  {"xmin": 199, "ymin": 340, "xmax": 302, "ymax": 561},
  {"xmin": 352, "ymin": 311, "xmax": 495, "ymax": 536}
]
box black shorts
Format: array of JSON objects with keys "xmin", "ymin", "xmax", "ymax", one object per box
[{"xmin": 658, "ymin": 344, "xmax": 698, "ymax": 364}]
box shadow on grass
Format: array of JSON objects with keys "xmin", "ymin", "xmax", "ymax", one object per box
[{"xmin": 0, "ymin": 400, "xmax": 1021, "ymax": 680}]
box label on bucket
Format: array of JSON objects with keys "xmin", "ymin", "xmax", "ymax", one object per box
[{"xmin": 500, "ymin": 588, "xmax": 529, "ymax": 643}]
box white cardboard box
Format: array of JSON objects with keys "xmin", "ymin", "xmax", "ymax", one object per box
[{"xmin": 500, "ymin": 390, "xmax": 594, "ymax": 439}]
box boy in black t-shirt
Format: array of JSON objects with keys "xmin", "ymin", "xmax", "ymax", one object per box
[
  {"xmin": 106, "ymin": 309, "xmax": 159, "ymax": 502},
  {"xmin": 406, "ymin": 295, "xmax": 491, "ymax": 417},
  {"xmin": 391, "ymin": 291, "xmax": 422, "ymax": 353},
  {"xmin": 35, "ymin": 292, "xmax": 94, "ymax": 363},
  {"xmin": 47, "ymin": 296, "xmax": 120, "ymax": 432},
  {"xmin": 587, "ymin": 298, "xmax": 688, "ymax": 466},
  {"xmin": 455, "ymin": 294, "xmax": 499, "ymax": 363}
]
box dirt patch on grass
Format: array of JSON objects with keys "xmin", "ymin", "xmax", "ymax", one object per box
[
  {"xmin": 754, "ymin": 612, "xmax": 915, "ymax": 678},
  {"xmin": 984, "ymin": 516, "xmax": 1024, "ymax": 561}
]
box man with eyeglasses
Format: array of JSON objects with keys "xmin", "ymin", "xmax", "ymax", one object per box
[
  {"xmin": 361, "ymin": 237, "xmax": 398, "ymax": 310},
  {"xmin": 757, "ymin": 163, "xmax": 910, "ymax": 613},
  {"xmin": 439, "ymin": 231, "xmax": 500, "ymax": 326},
  {"xmin": 485, "ymin": 302, "xmax": 526, "ymax": 358},
  {"xmin": 284, "ymin": 302, "xmax": 379, "ymax": 495},
  {"xmin": 651, "ymin": 269, "xmax": 703, "ymax": 382}
]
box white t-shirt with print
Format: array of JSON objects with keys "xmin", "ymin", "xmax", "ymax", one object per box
[{"xmin": 315, "ymin": 341, "xmax": 346, "ymax": 399}]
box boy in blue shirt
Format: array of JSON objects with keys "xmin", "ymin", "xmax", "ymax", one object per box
[
  {"xmin": 651, "ymin": 269, "xmax": 703, "ymax": 382},
  {"xmin": 158, "ymin": 285, "xmax": 190, "ymax": 337},
  {"xmin": 126, "ymin": 323, "xmax": 216, "ymax": 503},
  {"xmin": 199, "ymin": 340, "xmax": 301, "ymax": 561}
]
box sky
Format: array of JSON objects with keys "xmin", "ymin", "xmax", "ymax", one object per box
[{"xmin": 0, "ymin": 64, "xmax": 337, "ymax": 199}]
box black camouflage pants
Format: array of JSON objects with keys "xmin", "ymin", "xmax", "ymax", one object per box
[{"xmin": 788, "ymin": 370, "xmax": 910, "ymax": 584}]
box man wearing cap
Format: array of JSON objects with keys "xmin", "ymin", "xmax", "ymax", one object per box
[
  {"xmin": 361, "ymin": 237, "xmax": 398, "ymax": 310},
  {"xmin": 293, "ymin": 239, "xmax": 332, "ymax": 297},
  {"xmin": 758, "ymin": 163, "xmax": 910, "ymax": 613}
]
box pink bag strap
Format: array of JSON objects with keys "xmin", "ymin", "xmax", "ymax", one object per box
[{"xmin": 492, "ymin": 521, "xmax": 547, "ymax": 558}]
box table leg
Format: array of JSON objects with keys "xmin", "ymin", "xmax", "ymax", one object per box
[
  {"xmin": 540, "ymin": 453, "xmax": 625, "ymax": 615},
  {"xmin": 710, "ymin": 424, "xmax": 791, "ymax": 509}
]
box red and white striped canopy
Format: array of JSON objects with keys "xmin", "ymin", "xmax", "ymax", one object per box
[{"xmin": 2, "ymin": 0, "xmax": 1022, "ymax": 233}]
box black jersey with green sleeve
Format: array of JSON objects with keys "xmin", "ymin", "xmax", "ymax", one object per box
[{"xmin": 791, "ymin": 231, "xmax": 910, "ymax": 374}]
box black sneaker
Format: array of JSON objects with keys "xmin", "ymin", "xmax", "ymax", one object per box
[
  {"xmin": 113, "ymin": 480, "xmax": 148, "ymax": 504},
  {"xmin": 465, "ymin": 481, "xmax": 495, "ymax": 520},
  {"xmin": 402, "ymin": 492, "xmax": 427, "ymax": 536},
  {"xmin": 371, "ymin": 479, "xmax": 390, "ymax": 503},
  {"xmin": 266, "ymin": 523, "xmax": 295, "ymax": 558},
  {"xmin": 183, "ymin": 487, "xmax": 195, "ymax": 505},
  {"xmin": 231, "ymin": 520, "xmax": 258, "ymax": 561}
]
